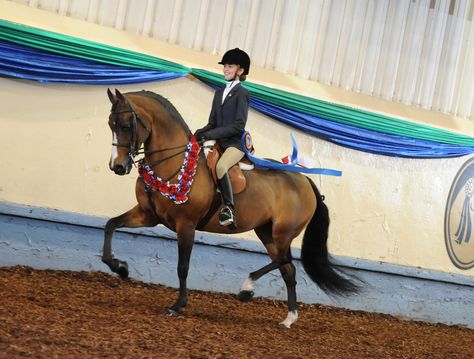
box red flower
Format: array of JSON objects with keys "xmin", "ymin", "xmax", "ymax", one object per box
[
  {"xmin": 137, "ymin": 139, "xmax": 200, "ymax": 204},
  {"xmin": 181, "ymin": 173, "xmax": 192, "ymax": 183},
  {"xmin": 158, "ymin": 182, "xmax": 169, "ymax": 193},
  {"xmin": 142, "ymin": 172, "xmax": 152, "ymax": 183},
  {"xmin": 175, "ymin": 192, "xmax": 187, "ymax": 202},
  {"xmin": 179, "ymin": 183, "xmax": 190, "ymax": 192}
]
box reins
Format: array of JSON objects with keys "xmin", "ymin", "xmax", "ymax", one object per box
[
  {"xmin": 111, "ymin": 97, "xmax": 197, "ymax": 182},
  {"xmin": 141, "ymin": 147, "xmax": 188, "ymax": 181}
]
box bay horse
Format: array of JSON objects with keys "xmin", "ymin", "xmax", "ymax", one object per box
[{"xmin": 103, "ymin": 88, "xmax": 357, "ymax": 328}]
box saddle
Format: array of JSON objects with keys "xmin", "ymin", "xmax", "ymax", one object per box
[{"xmin": 203, "ymin": 140, "xmax": 254, "ymax": 194}]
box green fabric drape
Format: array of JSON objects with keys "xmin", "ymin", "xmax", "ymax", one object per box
[
  {"xmin": 1, "ymin": 19, "xmax": 473, "ymax": 147},
  {"xmin": 0, "ymin": 20, "xmax": 190, "ymax": 74},
  {"xmin": 191, "ymin": 69, "xmax": 474, "ymax": 147}
]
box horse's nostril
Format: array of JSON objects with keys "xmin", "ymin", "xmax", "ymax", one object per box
[{"xmin": 114, "ymin": 165, "xmax": 126, "ymax": 175}]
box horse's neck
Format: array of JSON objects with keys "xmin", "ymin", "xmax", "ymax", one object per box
[
  {"xmin": 145, "ymin": 119, "xmax": 189, "ymax": 179},
  {"xmin": 148, "ymin": 127, "xmax": 188, "ymax": 151}
]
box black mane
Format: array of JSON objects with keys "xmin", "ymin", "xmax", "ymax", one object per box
[{"xmin": 128, "ymin": 90, "xmax": 192, "ymax": 135}]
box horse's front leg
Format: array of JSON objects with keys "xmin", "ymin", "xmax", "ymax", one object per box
[
  {"xmin": 166, "ymin": 222, "xmax": 195, "ymax": 316},
  {"xmin": 102, "ymin": 204, "xmax": 159, "ymax": 279}
]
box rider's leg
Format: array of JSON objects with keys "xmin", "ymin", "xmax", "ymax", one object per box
[{"xmin": 216, "ymin": 147, "xmax": 244, "ymax": 228}]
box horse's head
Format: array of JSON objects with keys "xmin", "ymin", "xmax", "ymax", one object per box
[{"xmin": 107, "ymin": 88, "xmax": 150, "ymax": 175}]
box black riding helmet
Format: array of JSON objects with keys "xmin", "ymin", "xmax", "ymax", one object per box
[{"xmin": 218, "ymin": 48, "xmax": 250, "ymax": 76}]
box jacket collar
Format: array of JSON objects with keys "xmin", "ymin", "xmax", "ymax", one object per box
[{"xmin": 221, "ymin": 82, "xmax": 241, "ymax": 106}]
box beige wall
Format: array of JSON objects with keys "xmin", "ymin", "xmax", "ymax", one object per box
[
  {"xmin": 0, "ymin": 77, "xmax": 211, "ymax": 216},
  {"xmin": 1, "ymin": 1, "xmax": 473, "ymax": 277},
  {"xmin": 0, "ymin": 76, "xmax": 471, "ymax": 278}
]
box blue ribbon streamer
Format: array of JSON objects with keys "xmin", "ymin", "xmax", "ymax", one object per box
[
  {"xmin": 241, "ymin": 132, "xmax": 342, "ymax": 176},
  {"xmin": 290, "ymin": 133, "xmax": 298, "ymax": 164}
]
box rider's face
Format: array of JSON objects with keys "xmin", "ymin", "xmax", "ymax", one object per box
[{"xmin": 223, "ymin": 64, "xmax": 243, "ymax": 81}]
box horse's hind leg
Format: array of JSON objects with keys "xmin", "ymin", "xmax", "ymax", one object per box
[
  {"xmin": 278, "ymin": 260, "xmax": 298, "ymax": 328},
  {"xmin": 102, "ymin": 204, "xmax": 159, "ymax": 278},
  {"xmin": 239, "ymin": 222, "xmax": 274, "ymax": 301},
  {"xmin": 241, "ymin": 222, "xmax": 298, "ymax": 328}
]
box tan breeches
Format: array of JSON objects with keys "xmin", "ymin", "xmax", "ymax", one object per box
[{"xmin": 216, "ymin": 147, "xmax": 245, "ymax": 179}]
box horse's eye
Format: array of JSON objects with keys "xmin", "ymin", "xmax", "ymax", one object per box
[{"xmin": 121, "ymin": 125, "xmax": 131, "ymax": 131}]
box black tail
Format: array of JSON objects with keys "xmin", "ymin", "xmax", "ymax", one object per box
[{"xmin": 301, "ymin": 177, "xmax": 359, "ymax": 296}]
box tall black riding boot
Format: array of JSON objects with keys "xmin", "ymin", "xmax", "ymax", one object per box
[{"xmin": 217, "ymin": 173, "xmax": 237, "ymax": 229}]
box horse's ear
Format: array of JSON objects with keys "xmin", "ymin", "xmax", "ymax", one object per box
[
  {"xmin": 107, "ymin": 88, "xmax": 116, "ymax": 104},
  {"xmin": 115, "ymin": 88, "xmax": 126, "ymax": 102}
]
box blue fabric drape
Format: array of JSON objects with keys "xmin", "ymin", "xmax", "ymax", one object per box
[
  {"xmin": 1, "ymin": 33, "xmax": 473, "ymax": 159},
  {"xmin": 250, "ymin": 97, "xmax": 474, "ymax": 158},
  {"xmin": 0, "ymin": 40, "xmax": 185, "ymax": 84},
  {"xmin": 204, "ymin": 81, "xmax": 474, "ymax": 158}
]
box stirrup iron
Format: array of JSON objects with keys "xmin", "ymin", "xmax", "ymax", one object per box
[{"xmin": 219, "ymin": 206, "xmax": 236, "ymax": 229}]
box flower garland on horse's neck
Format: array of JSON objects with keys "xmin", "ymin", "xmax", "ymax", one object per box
[{"xmin": 138, "ymin": 135, "xmax": 201, "ymax": 204}]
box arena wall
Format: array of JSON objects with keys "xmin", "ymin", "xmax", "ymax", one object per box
[
  {"xmin": 1, "ymin": 73, "xmax": 473, "ymax": 276},
  {"xmin": 0, "ymin": 0, "xmax": 473, "ymax": 328}
]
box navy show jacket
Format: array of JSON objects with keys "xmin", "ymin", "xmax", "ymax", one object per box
[{"xmin": 200, "ymin": 83, "xmax": 249, "ymax": 150}]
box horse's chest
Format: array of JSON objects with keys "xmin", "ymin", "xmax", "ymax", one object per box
[
  {"xmin": 160, "ymin": 213, "xmax": 177, "ymax": 231},
  {"xmin": 150, "ymin": 201, "xmax": 177, "ymax": 230},
  {"xmin": 136, "ymin": 190, "xmax": 177, "ymax": 231}
]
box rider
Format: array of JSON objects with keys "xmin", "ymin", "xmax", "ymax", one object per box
[{"xmin": 194, "ymin": 48, "xmax": 251, "ymax": 229}]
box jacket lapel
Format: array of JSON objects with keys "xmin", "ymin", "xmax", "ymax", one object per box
[{"xmin": 221, "ymin": 83, "xmax": 241, "ymax": 106}]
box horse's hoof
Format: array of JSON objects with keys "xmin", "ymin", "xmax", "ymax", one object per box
[
  {"xmin": 165, "ymin": 308, "xmax": 180, "ymax": 317},
  {"xmin": 116, "ymin": 261, "xmax": 129, "ymax": 279},
  {"xmin": 279, "ymin": 311, "xmax": 298, "ymax": 329},
  {"xmin": 103, "ymin": 258, "xmax": 129, "ymax": 279},
  {"xmin": 238, "ymin": 290, "xmax": 254, "ymax": 302},
  {"xmin": 278, "ymin": 322, "xmax": 292, "ymax": 329}
]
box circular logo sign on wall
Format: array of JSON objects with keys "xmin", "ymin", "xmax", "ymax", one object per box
[{"xmin": 445, "ymin": 157, "xmax": 474, "ymax": 270}]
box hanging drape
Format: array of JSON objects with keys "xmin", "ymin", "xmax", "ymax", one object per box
[
  {"xmin": 0, "ymin": 20, "xmax": 189, "ymax": 73},
  {"xmin": 0, "ymin": 40, "xmax": 185, "ymax": 84},
  {"xmin": 193, "ymin": 70, "xmax": 474, "ymax": 148},
  {"xmin": 1, "ymin": 19, "xmax": 473, "ymax": 158}
]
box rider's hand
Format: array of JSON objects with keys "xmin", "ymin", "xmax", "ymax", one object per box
[
  {"xmin": 196, "ymin": 133, "xmax": 207, "ymax": 143},
  {"xmin": 194, "ymin": 128, "xmax": 204, "ymax": 137}
]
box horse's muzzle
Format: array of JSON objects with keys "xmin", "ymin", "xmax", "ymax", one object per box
[{"xmin": 112, "ymin": 163, "xmax": 131, "ymax": 176}]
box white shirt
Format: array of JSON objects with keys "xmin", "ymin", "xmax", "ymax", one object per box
[{"xmin": 222, "ymin": 80, "xmax": 240, "ymax": 104}]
